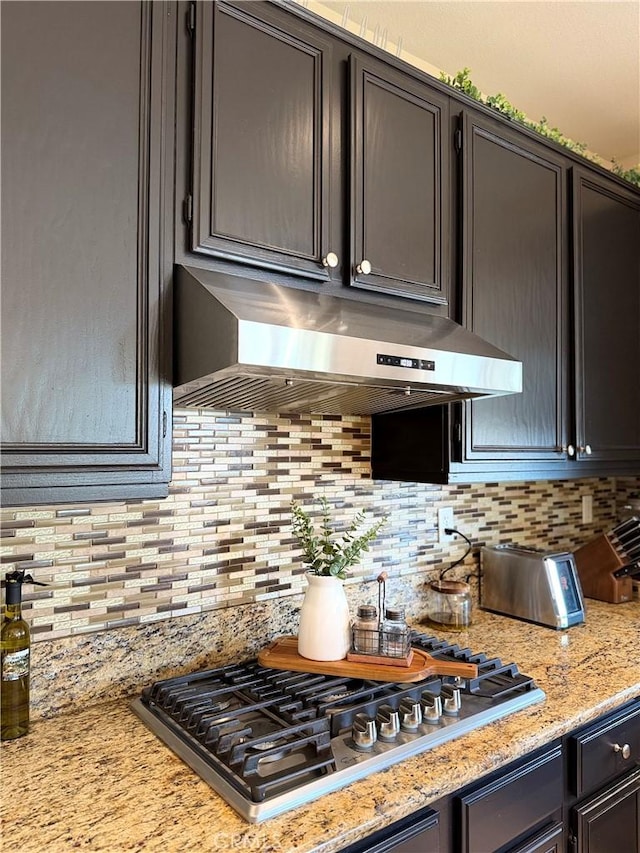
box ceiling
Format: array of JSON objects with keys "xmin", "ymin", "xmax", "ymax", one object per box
[{"xmin": 308, "ymin": 0, "xmax": 640, "ymax": 169}]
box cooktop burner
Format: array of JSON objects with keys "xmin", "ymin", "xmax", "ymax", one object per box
[{"xmin": 131, "ymin": 632, "xmax": 545, "ymax": 822}]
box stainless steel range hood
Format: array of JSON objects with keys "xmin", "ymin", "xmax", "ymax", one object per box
[{"xmin": 173, "ymin": 266, "xmax": 522, "ymax": 415}]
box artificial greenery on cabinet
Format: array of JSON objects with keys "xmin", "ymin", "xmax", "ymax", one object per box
[{"xmin": 440, "ymin": 68, "xmax": 640, "ymax": 188}]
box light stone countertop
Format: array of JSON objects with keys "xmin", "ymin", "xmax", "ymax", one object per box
[{"xmin": 2, "ymin": 600, "xmax": 640, "ymax": 853}]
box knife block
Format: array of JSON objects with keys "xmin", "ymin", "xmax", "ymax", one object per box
[{"xmin": 573, "ymin": 534, "xmax": 633, "ymax": 604}]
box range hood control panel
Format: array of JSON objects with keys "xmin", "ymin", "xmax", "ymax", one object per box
[{"xmin": 377, "ymin": 353, "xmax": 436, "ymax": 371}]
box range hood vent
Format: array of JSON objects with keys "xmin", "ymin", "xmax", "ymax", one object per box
[{"xmin": 173, "ymin": 266, "xmax": 522, "ymax": 416}]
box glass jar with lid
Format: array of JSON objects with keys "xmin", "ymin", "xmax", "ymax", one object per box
[{"xmin": 426, "ymin": 579, "xmax": 472, "ymax": 631}]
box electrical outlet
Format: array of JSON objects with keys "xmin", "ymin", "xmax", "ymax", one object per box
[
  {"xmin": 582, "ymin": 494, "xmax": 593, "ymax": 524},
  {"xmin": 438, "ymin": 507, "xmax": 455, "ymax": 543}
]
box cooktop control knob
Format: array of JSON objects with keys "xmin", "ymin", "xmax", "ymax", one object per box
[
  {"xmin": 421, "ymin": 693, "xmax": 443, "ymax": 723},
  {"xmin": 352, "ymin": 714, "xmax": 377, "ymax": 751},
  {"xmin": 441, "ymin": 685, "xmax": 462, "ymax": 716},
  {"xmin": 376, "ymin": 704, "xmax": 401, "ymax": 742},
  {"xmin": 399, "ymin": 699, "xmax": 422, "ymax": 732}
]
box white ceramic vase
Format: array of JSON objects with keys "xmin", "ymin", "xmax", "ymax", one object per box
[{"xmin": 297, "ymin": 573, "xmax": 351, "ymax": 661}]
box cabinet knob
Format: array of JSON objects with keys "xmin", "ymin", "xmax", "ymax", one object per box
[
  {"xmin": 563, "ymin": 444, "xmax": 576, "ymax": 457},
  {"xmin": 322, "ymin": 252, "xmax": 339, "ymax": 269},
  {"xmin": 580, "ymin": 444, "xmax": 593, "ymax": 455},
  {"xmin": 356, "ymin": 259, "xmax": 372, "ymax": 275},
  {"xmin": 613, "ymin": 742, "xmax": 631, "ymax": 760}
]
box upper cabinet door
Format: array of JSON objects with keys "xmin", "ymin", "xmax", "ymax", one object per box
[
  {"xmin": 572, "ymin": 168, "xmax": 640, "ymax": 465},
  {"xmin": 191, "ymin": 1, "xmax": 333, "ymax": 280},
  {"xmin": 350, "ymin": 55, "xmax": 450, "ymax": 304},
  {"xmin": 461, "ymin": 111, "xmax": 569, "ymax": 465},
  {"xmin": 0, "ymin": 1, "xmax": 174, "ymax": 506}
]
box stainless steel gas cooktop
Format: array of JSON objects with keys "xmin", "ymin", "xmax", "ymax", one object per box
[{"xmin": 131, "ymin": 632, "xmax": 544, "ymax": 822}]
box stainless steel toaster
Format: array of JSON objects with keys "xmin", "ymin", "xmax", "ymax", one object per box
[{"xmin": 480, "ymin": 545, "xmax": 586, "ymax": 629}]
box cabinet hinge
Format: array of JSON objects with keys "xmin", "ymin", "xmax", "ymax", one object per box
[
  {"xmin": 454, "ymin": 421, "xmax": 462, "ymax": 447},
  {"xmin": 187, "ymin": 3, "xmax": 196, "ymax": 36},
  {"xmin": 183, "ymin": 194, "xmax": 193, "ymax": 224},
  {"xmin": 163, "ymin": 410, "xmax": 168, "ymax": 438},
  {"xmin": 454, "ymin": 127, "xmax": 463, "ymax": 154}
]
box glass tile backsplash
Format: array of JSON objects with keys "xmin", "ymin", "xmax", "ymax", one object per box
[{"xmin": 1, "ymin": 408, "xmax": 635, "ymax": 642}]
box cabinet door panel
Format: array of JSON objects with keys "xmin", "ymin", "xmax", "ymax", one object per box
[
  {"xmin": 0, "ymin": 0, "xmax": 173, "ymax": 505},
  {"xmin": 457, "ymin": 744, "xmax": 563, "ymax": 853},
  {"xmin": 2, "ymin": 3, "xmax": 139, "ymax": 446},
  {"xmin": 462, "ymin": 112, "xmax": 568, "ymax": 463},
  {"xmin": 337, "ymin": 806, "xmax": 440, "ymax": 853},
  {"xmin": 572, "ymin": 766, "xmax": 640, "ymax": 853},
  {"xmin": 569, "ymin": 699, "xmax": 640, "ymax": 798},
  {"xmin": 508, "ymin": 821, "xmax": 564, "ymax": 853},
  {"xmin": 351, "ymin": 55, "xmax": 450, "ymax": 303},
  {"xmin": 192, "ymin": 1, "xmax": 331, "ymax": 279},
  {"xmin": 573, "ymin": 168, "xmax": 640, "ymax": 464}
]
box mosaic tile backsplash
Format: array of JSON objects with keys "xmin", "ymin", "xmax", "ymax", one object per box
[{"xmin": 1, "ymin": 408, "xmax": 637, "ymax": 643}]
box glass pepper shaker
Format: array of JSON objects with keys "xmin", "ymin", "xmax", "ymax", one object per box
[
  {"xmin": 381, "ymin": 606, "xmax": 409, "ymax": 657},
  {"xmin": 352, "ymin": 604, "xmax": 379, "ymax": 654}
]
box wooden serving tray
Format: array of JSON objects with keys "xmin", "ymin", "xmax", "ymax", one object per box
[
  {"xmin": 346, "ymin": 649, "xmax": 415, "ymax": 668},
  {"xmin": 258, "ymin": 636, "xmax": 478, "ymax": 683}
]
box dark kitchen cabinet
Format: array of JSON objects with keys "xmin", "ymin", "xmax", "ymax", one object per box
[
  {"xmin": 350, "ymin": 55, "xmax": 450, "ymax": 303},
  {"xmin": 458, "ymin": 112, "xmax": 569, "ymax": 469},
  {"xmin": 572, "ymin": 167, "xmax": 640, "ymax": 468},
  {"xmin": 340, "ymin": 702, "xmax": 640, "ymax": 853},
  {"xmin": 570, "ymin": 769, "xmax": 640, "ymax": 853},
  {"xmin": 338, "ymin": 805, "xmax": 441, "ymax": 853},
  {"xmin": 454, "ymin": 743, "xmax": 563, "ymax": 853},
  {"xmin": 567, "ymin": 699, "xmax": 640, "ymax": 853},
  {"xmin": 508, "ymin": 822, "xmax": 564, "ymax": 853},
  {"xmin": 372, "ymin": 105, "xmax": 640, "ymax": 485},
  {"xmin": 1, "ymin": 1, "xmax": 175, "ymax": 505},
  {"xmin": 372, "ymin": 109, "xmax": 570, "ymax": 483},
  {"xmin": 187, "ymin": 1, "xmax": 451, "ymax": 305},
  {"xmin": 190, "ymin": 0, "xmax": 334, "ymax": 281}
]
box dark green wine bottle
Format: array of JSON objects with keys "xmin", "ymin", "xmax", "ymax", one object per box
[{"xmin": 1, "ymin": 571, "xmax": 38, "ymax": 740}]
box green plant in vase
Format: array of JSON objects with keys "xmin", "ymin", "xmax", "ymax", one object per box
[
  {"xmin": 290, "ymin": 496, "xmax": 387, "ymax": 661},
  {"xmin": 290, "ymin": 496, "xmax": 387, "ymax": 580}
]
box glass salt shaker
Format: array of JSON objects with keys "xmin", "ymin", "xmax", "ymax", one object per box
[
  {"xmin": 381, "ymin": 606, "xmax": 409, "ymax": 657},
  {"xmin": 352, "ymin": 605, "xmax": 379, "ymax": 654}
]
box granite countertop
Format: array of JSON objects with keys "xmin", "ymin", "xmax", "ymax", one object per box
[{"xmin": 2, "ymin": 600, "xmax": 640, "ymax": 853}]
